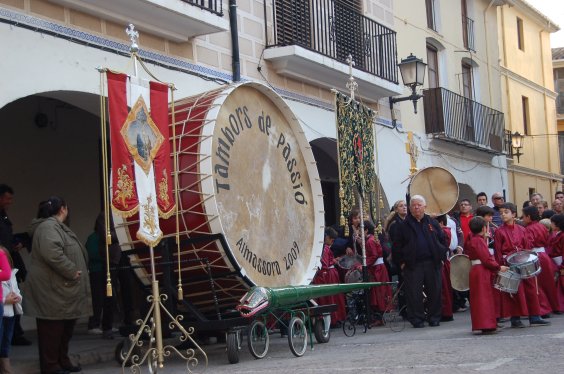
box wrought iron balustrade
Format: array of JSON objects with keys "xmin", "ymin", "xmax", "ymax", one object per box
[
  {"xmin": 462, "ymin": 16, "xmax": 475, "ymax": 52},
  {"xmin": 268, "ymin": 0, "xmax": 398, "ymax": 84},
  {"xmin": 182, "ymin": 0, "xmax": 223, "ymax": 16},
  {"xmin": 423, "ymin": 87, "xmax": 505, "ymax": 154}
]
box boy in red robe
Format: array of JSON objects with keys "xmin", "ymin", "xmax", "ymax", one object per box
[
  {"xmin": 437, "ymin": 215, "xmax": 453, "ymax": 322},
  {"xmin": 549, "ymin": 214, "xmax": 564, "ymax": 313},
  {"xmin": 465, "ymin": 216, "xmax": 509, "ymax": 334},
  {"xmin": 312, "ymin": 227, "xmax": 346, "ymax": 325},
  {"xmin": 522, "ymin": 206, "xmax": 559, "ymax": 316},
  {"xmin": 362, "ymin": 220, "xmax": 392, "ymax": 319},
  {"xmin": 494, "ymin": 203, "xmax": 550, "ymax": 327}
]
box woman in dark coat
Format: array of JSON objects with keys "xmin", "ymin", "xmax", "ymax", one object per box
[{"xmin": 24, "ymin": 196, "xmax": 91, "ymax": 374}]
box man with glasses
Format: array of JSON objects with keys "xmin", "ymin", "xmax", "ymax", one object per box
[{"xmin": 491, "ymin": 192, "xmax": 504, "ymax": 227}]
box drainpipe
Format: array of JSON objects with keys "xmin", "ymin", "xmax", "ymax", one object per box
[
  {"xmin": 229, "ymin": 0, "xmax": 241, "ymax": 82},
  {"xmin": 483, "ymin": 0, "xmax": 497, "ymax": 107}
]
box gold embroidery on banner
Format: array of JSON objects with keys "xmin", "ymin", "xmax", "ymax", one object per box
[
  {"xmin": 158, "ymin": 169, "xmax": 170, "ymax": 207},
  {"xmin": 142, "ymin": 195, "xmax": 158, "ymax": 236},
  {"xmin": 114, "ymin": 165, "xmax": 134, "ymax": 208}
]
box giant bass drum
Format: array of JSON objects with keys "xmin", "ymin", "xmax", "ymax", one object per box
[{"xmin": 113, "ymin": 82, "xmax": 324, "ymax": 316}]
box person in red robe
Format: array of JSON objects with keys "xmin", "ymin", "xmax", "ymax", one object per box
[
  {"xmin": 362, "ymin": 221, "xmax": 392, "ymax": 318},
  {"xmin": 494, "ymin": 203, "xmax": 550, "ymax": 327},
  {"xmin": 475, "ymin": 206, "xmax": 502, "ymax": 322},
  {"xmin": 522, "ymin": 206, "xmax": 559, "ymax": 316},
  {"xmin": 312, "ymin": 227, "xmax": 346, "ymax": 325},
  {"xmin": 437, "ymin": 215, "xmax": 453, "ymax": 322},
  {"xmin": 465, "ymin": 216, "xmax": 509, "ymax": 333},
  {"xmin": 549, "ymin": 214, "xmax": 564, "ymax": 313}
]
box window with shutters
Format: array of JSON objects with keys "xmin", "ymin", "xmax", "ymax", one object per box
[
  {"xmin": 426, "ymin": 44, "xmax": 439, "ymax": 88},
  {"xmin": 426, "ymin": 0, "xmax": 436, "ymax": 31}
]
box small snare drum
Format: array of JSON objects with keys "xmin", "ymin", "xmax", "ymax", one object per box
[
  {"xmin": 338, "ymin": 255, "xmax": 362, "ymax": 270},
  {"xmin": 493, "ymin": 270, "xmax": 521, "ymax": 294},
  {"xmin": 506, "ymin": 250, "xmax": 541, "ymax": 279}
]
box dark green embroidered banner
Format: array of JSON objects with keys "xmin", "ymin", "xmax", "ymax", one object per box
[{"xmin": 335, "ymin": 92, "xmax": 376, "ymax": 227}]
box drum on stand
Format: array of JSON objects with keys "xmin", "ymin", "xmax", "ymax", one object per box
[
  {"xmin": 113, "ymin": 82, "xmax": 324, "ymax": 316},
  {"xmin": 449, "ymin": 254, "xmax": 471, "ymax": 292},
  {"xmin": 408, "ymin": 167, "xmax": 459, "ymax": 216}
]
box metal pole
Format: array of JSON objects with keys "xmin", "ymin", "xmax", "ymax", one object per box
[{"xmin": 358, "ymin": 193, "xmax": 371, "ymax": 325}]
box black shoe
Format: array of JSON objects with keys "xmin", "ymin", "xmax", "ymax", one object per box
[
  {"xmin": 441, "ymin": 316, "xmax": 454, "ymax": 322},
  {"xmin": 62, "ymin": 365, "xmax": 81, "ymax": 373},
  {"xmin": 511, "ymin": 320, "xmax": 526, "ymax": 328},
  {"xmin": 481, "ymin": 329, "xmax": 498, "ymax": 335},
  {"xmin": 529, "ymin": 319, "xmax": 551, "ymax": 327},
  {"xmin": 553, "ymin": 311, "xmax": 564, "ymax": 315},
  {"xmin": 412, "ymin": 322, "xmax": 425, "ymax": 328},
  {"xmin": 541, "ymin": 314, "xmax": 551, "ymax": 319},
  {"xmin": 12, "ymin": 336, "xmax": 32, "ymax": 346},
  {"xmin": 429, "ymin": 321, "xmax": 440, "ymax": 327}
]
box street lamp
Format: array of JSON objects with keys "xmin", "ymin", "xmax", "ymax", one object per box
[
  {"xmin": 510, "ymin": 131, "xmax": 525, "ymax": 162},
  {"xmin": 389, "ymin": 54, "xmax": 427, "ymax": 115}
]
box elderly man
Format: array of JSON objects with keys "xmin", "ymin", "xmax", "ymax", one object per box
[
  {"xmin": 530, "ymin": 193, "xmax": 543, "ymax": 206},
  {"xmin": 491, "ymin": 192, "xmax": 505, "ymax": 227},
  {"xmin": 392, "ymin": 195, "xmax": 447, "ymax": 328}
]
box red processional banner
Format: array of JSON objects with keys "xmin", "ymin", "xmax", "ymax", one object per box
[{"xmin": 106, "ymin": 72, "xmax": 175, "ymax": 245}]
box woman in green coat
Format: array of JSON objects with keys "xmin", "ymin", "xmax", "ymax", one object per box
[{"xmin": 24, "ymin": 196, "xmax": 91, "ymax": 374}]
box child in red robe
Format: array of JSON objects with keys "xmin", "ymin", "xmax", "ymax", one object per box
[
  {"xmin": 312, "ymin": 227, "xmax": 346, "ymax": 325},
  {"xmin": 549, "ymin": 214, "xmax": 564, "ymax": 313},
  {"xmin": 494, "ymin": 203, "xmax": 550, "ymax": 327},
  {"xmin": 362, "ymin": 220, "xmax": 392, "ymax": 319},
  {"xmin": 437, "ymin": 215, "xmax": 453, "ymax": 322},
  {"xmin": 465, "ymin": 217, "xmax": 509, "ymax": 334},
  {"xmin": 522, "ymin": 206, "xmax": 559, "ymax": 316}
]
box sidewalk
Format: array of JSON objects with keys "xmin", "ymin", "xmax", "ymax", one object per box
[{"xmin": 11, "ymin": 322, "xmax": 117, "ymax": 374}]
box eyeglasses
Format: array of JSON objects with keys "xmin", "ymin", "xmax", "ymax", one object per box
[{"xmin": 493, "ymin": 197, "xmax": 504, "ymax": 200}]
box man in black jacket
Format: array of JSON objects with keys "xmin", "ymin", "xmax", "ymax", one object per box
[{"xmin": 392, "ymin": 195, "xmax": 447, "ymax": 328}]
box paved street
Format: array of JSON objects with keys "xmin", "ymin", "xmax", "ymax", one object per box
[{"xmin": 79, "ymin": 310, "xmax": 564, "ymax": 374}]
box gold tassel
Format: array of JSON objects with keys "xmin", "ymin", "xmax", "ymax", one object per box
[
  {"xmin": 106, "ymin": 276, "xmax": 113, "ymax": 297},
  {"xmin": 178, "ymin": 284, "xmax": 183, "ymax": 300}
]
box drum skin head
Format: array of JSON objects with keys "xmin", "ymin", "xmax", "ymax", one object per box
[
  {"xmin": 449, "ymin": 254, "xmax": 471, "ymax": 291},
  {"xmin": 409, "ymin": 167, "xmax": 459, "ymax": 216},
  {"xmin": 205, "ymin": 84, "xmax": 323, "ymax": 287}
]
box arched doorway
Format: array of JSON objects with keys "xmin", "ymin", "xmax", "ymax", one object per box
[
  {"xmin": 0, "ymin": 91, "xmax": 102, "ymax": 241},
  {"xmin": 310, "ymin": 137, "xmax": 390, "ymax": 227}
]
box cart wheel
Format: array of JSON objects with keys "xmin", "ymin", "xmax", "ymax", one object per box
[
  {"xmin": 388, "ymin": 306, "xmax": 406, "ymax": 332},
  {"xmin": 313, "ymin": 318, "xmax": 330, "ymax": 343},
  {"xmin": 115, "ymin": 338, "xmax": 141, "ymax": 367},
  {"xmin": 248, "ymin": 320, "xmax": 269, "ymax": 359},
  {"xmin": 342, "ymin": 318, "xmax": 356, "ymax": 337},
  {"xmin": 288, "ymin": 317, "xmax": 307, "ymax": 357},
  {"xmin": 226, "ymin": 331, "xmax": 240, "ymax": 364}
]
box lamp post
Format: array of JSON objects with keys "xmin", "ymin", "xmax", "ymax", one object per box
[
  {"xmin": 389, "ymin": 54, "xmax": 427, "ymax": 115},
  {"xmin": 510, "ymin": 131, "xmax": 525, "ymax": 162}
]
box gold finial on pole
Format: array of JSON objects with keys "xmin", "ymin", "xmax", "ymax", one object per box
[
  {"xmin": 345, "ymin": 54, "xmax": 358, "ymax": 101},
  {"xmin": 406, "ymin": 131, "xmax": 419, "ymax": 175}
]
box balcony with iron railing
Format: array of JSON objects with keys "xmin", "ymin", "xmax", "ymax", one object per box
[
  {"xmin": 462, "ymin": 16, "xmax": 475, "ymax": 52},
  {"xmin": 48, "ymin": 0, "xmax": 228, "ymax": 41},
  {"xmin": 423, "ymin": 87, "xmax": 505, "ymax": 154},
  {"xmin": 263, "ymin": 0, "xmax": 402, "ymax": 100}
]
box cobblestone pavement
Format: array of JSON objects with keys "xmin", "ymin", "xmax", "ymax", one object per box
[{"xmin": 74, "ymin": 310, "xmax": 564, "ymax": 374}]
